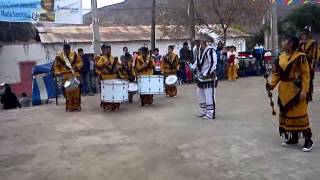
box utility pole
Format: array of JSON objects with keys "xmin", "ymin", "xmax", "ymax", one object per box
[
  {"xmin": 91, "ymin": 0, "xmax": 100, "ymax": 93},
  {"xmin": 91, "ymin": 0, "xmax": 100, "ymax": 56},
  {"xmin": 271, "ymin": 1, "xmax": 278, "ymax": 58},
  {"xmin": 188, "ymin": 0, "xmax": 195, "ymax": 42},
  {"xmin": 151, "ymin": 0, "xmax": 156, "ymax": 51}
]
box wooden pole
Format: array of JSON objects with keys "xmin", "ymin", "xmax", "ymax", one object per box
[{"xmin": 151, "ymin": 0, "xmax": 156, "ymax": 51}]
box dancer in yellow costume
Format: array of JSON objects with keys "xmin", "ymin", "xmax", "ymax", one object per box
[
  {"xmin": 53, "ymin": 44, "xmax": 83, "ymax": 112},
  {"xmin": 299, "ymin": 26, "xmax": 318, "ymax": 101},
  {"xmin": 95, "ymin": 45, "xmax": 120, "ymax": 111},
  {"xmin": 161, "ymin": 45, "xmax": 179, "ymax": 97},
  {"xmin": 267, "ymin": 36, "xmax": 313, "ymax": 152},
  {"xmin": 135, "ymin": 47, "xmax": 155, "ymax": 106}
]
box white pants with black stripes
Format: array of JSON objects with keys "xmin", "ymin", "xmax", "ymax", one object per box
[{"xmin": 197, "ymin": 87, "xmax": 216, "ymax": 118}]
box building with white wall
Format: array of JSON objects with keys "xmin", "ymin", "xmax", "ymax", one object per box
[{"xmin": 0, "ymin": 25, "xmax": 248, "ymax": 94}]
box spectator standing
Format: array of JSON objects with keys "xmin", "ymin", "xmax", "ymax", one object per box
[
  {"xmin": 19, "ymin": 92, "xmax": 31, "ymax": 107},
  {"xmin": 78, "ymin": 48, "xmax": 93, "ymax": 96},
  {"xmin": 120, "ymin": 47, "xmax": 132, "ymax": 63},
  {"xmin": 1, "ymin": 84, "xmax": 21, "ymax": 110},
  {"xmin": 216, "ymin": 41, "xmax": 224, "ymax": 80},
  {"xmin": 153, "ymin": 48, "xmax": 162, "ymax": 75},
  {"xmin": 179, "ymin": 42, "xmax": 192, "ymax": 83},
  {"xmin": 132, "ymin": 51, "xmax": 139, "ymax": 68},
  {"xmin": 253, "ymin": 43, "xmax": 265, "ymax": 74}
]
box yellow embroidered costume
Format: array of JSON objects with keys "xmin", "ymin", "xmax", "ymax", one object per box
[
  {"xmin": 53, "ymin": 50, "xmax": 83, "ymax": 111},
  {"xmin": 95, "ymin": 54, "xmax": 120, "ymax": 111},
  {"xmin": 161, "ymin": 53, "xmax": 179, "ymax": 97},
  {"xmin": 269, "ymin": 51, "xmax": 312, "ymax": 138},
  {"xmin": 135, "ymin": 54, "xmax": 155, "ymax": 106}
]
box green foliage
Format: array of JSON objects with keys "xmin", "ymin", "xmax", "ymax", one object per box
[
  {"xmin": 278, "ymin": 4, "xmax": 320, "ymax": 40},
  {"xmin": 0, "ymin": 22, "xmax": 37, "ymax": 43}
]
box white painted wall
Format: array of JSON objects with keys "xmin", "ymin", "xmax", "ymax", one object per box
[
  {"xmin": 226, "ymin": 37, "xmax": 246, "ymax": 52},
  {"xmin": 0, "ymin": 43, "xmax": 48, "ymax": 84},
  {"xmin": 0, "ymin": 38, "xmax": 246, "ymax": 84}
]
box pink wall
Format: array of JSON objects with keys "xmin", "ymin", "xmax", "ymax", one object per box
[{"xmin": 10, "ymin": 61, "xmax": 36, "ymax": 97}]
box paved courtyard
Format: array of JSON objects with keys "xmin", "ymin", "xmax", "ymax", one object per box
[{"xmin": 0, "ymin": 76, "xmax": 320, "ymax": 180}]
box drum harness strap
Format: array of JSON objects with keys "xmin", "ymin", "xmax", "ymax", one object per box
[{"xmin": 62, "ymin": 53, "xmax": 77, "ymax": 76}]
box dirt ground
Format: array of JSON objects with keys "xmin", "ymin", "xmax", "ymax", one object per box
[{"xmin": 0, "ymin": 76, "xmax": 320, "ymax": 180}]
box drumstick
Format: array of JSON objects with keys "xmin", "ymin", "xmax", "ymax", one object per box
[{"xmin": 264, "ymin": 73, "xmax": 276, "ymax": 116}]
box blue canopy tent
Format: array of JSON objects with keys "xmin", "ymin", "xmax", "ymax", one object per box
[{"xmin": 32, "ymin": 62, "xmax": 60, "ymax": 106}]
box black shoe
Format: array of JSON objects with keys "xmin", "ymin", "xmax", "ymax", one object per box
[
  {"xmin": 282, "ymin": 138, "xmax": 299, "ymax": 147},
  {"xmin": 302, "ymin": 139, "xmax": 314, "ymax": 152}
]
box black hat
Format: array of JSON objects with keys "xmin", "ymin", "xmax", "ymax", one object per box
[
  {"xmin": 63, "ymin": 43, "xmax": 71, "ymax": 50},
  {"xmin": 140, "ymin": 47, "xmax": 149, "ymax": 54}
]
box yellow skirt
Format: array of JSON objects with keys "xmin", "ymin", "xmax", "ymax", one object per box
[
  {"xmin": 64, "ymin": 87, "xmax": 81, "ymax": 111},
  {"xmin": 228, "ymin": 65, "xmax": 238, "ymax": 81},
  {"xmin": 165, "ymin": 86, "xmax": 177, "ymax": 97},
  {"xmin": 141, "ymin": 95, "xmax": 153, "ymax": 106},
  {"xmin": 278, "ymin": 99, "xmax": 311, "ymax": 138},
  {"xmin": 101, "ymin": 102, "xmax": 120, "ymax": 111}
]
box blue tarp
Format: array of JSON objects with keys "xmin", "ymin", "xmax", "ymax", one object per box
[
  {"xmin": 32, "ymin": 62, "xmax": 53, "ymax": 75},
  {"xmin": 32, "ymin": 62, "xmax": 58, "ymax": 106}
]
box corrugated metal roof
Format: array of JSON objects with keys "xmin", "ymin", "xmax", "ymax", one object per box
[{"xmin": 36, "ymin": 25, "xmax": 248, "ymax": 44}]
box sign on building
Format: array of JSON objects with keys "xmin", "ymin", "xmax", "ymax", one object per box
[{"xmin": 0, "ymin": 0, "xmax": 82, "ymax": 24}]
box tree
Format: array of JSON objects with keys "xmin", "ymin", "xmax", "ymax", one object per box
[
  {"xmin": 158, "ymin": 0, "xmax": 269, "ymax": 45},
  {"xmin": 195, "ymin": 0, "xmax": 269, "ymax": 45},
  {"xmin": 278, "ymin": 4, "xmax": 320, "ymax": 40},
  {"xmin": 0, "ymin": 22, "xmax": 38, "ymax": 43}
]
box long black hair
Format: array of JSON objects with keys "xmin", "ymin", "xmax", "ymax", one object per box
[
  {"xmin": 286, "ymin": 35, "xmax": 300, "ymax": 51},
  {"xmin": 4, "ymin": 84, "xmax": 12, "ymax": 95}
]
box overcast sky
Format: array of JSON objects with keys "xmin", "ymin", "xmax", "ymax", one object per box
[{"xmin": 82, "ymin": 0, "xmax": 125, "ymax": 10}]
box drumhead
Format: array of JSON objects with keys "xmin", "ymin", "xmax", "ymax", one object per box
[
  {"xmin": 128, "ymin": 83, "xmax": 138, "ymax": 92},
  {"xmin": 165, "ymin": 75, "xmax": 178, "ymax": 85}
]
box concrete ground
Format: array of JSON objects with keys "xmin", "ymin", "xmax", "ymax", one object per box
[{"xmin": 0, "ymin": 76, "xmax": 320, "ymax": 180}]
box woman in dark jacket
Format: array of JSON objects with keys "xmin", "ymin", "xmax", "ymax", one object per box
[{"xmin": 1, "ymin": 84, "xmax": 21, "ymax": 110}]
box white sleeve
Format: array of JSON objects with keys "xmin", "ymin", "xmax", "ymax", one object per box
[{"xmin": 191, "ymin": 61, "xmax": 197, "ymax": 70}]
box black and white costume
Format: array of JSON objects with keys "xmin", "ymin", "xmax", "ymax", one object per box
[{"xmin": 192, "ymin": 45, "xmax": 217, "ymax": 119}]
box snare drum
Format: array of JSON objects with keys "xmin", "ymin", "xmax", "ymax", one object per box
[
  {"xmin": 101, "ymin": 80, "xmax": 129, "ymax": 103},
  {"xmin": 64, "ymin": 76, "xmax": 80, "ymax": 92},
  {"xmin": 165, "ymin": 75, "xmax": 178, "ymax": 87},
  {"xmin": 128, "ymin": 82, "xmax": 138, "ymax": 93},
  {"xmin": 138, "ymin": 75, "xmax": 164, "ymax": 95}
]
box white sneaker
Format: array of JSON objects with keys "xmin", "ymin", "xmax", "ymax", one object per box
[
  {"xmin": 198, "ymin": 113, "xmax": 206, "ymax": 117},
  {"xmin": 302, "ymin": 139, "xmax": 314, "ymax": 152},
  {"xmin": 202, "ymin": 115, "xmax": 214, "ymax": 120}
]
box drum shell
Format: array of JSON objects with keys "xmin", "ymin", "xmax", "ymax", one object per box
[
  {"xmin": 101, "ymin": 80, "xmax": 129, "ymax": 102},
  {"xmin": 138, "ymin": 75, "xmax": 164, "ymax": 95},
  {"xmin": 64, "ymin": 77, "xmax": 80, "ymax": 92}
]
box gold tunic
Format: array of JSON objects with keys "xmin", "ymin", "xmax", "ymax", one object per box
[
  {"xmin": 161, "ymin": 53, "xmax": 179, "ymax": 77},
  {"xmin": 301, "ymin": 38, "xmax": 318, "ymax": 72},
  {"xmin": 118, "ymin": 61, "xmax": 136, "ymax": 81},
  {"xmin": 53, "ymin": 51, "xmax": 83, "ymax": 80},
  {"xmin": 135, "ymin": 55, "xmax": 154, "ymax": 76},
  {"xmin": 94, "ymin": 55, "xmax": 118, "ymax": 80},
  {"xmin": 270, "ymin": 51, "xmax": 311, "ymax": 136}
]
